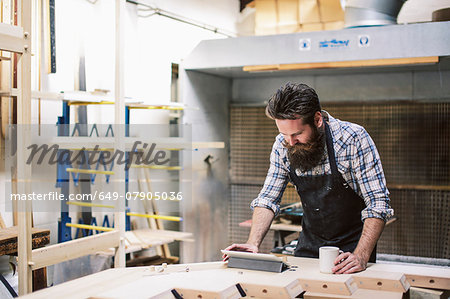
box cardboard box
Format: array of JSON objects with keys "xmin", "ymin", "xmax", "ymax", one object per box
[
  {"xmin": 255, "ymin": 0, "xmax": 278, "ymax": 28},
  {"xmin": 255, "ymin": 26, "xmax": 279, "ymax": 36},
  {"xmin": 323, "ymin": 20, "xmax": 345, "ymax": 31},
  {"xmin": 278, "ymin": 24, "xmax": 301, "ymax": 34},
  {"xmin": 318, "ymin": 0, "xmax": 345, "ymax": 22},
  {"xmin": 299, "ymin": 0, "xmax": 321, "ymax": 24},
  {"xmin": 301, "ymin": 22, "xmax": 324, "ymax": 32},
  {"xmin": 278, "ymin": 0, "xmax": 299, "ymax": 26}
]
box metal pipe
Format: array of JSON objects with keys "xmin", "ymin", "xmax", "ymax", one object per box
[
  {"xmin": 344, "ymin": 0, "xmax": 407, "ymax": 28},
  {"xmin": 126, "ymin": 0, "xmax": 236, "ymax": 38}
]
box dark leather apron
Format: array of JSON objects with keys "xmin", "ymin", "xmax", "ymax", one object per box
[{"xmin": 288, "ymin": 121, "xmax": 376, "ymax": 262}]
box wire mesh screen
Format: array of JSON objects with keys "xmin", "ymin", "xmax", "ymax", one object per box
[
  {"xmin": 229, "ymin": 102, "xmax": 450, "ymax": 258},
  {"xmin": 230, "ymin": 107, "xmax": 279, "ymax": 186},
  {"xmin": 229, "ymin": 184, "xmax": 275, "ymax": 253}
]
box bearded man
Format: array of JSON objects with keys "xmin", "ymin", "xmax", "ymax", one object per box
[{"xmin": 224, "ymin": 82, "xmax": 393, "ymax": 274}]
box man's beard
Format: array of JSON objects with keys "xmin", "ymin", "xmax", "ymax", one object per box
[{"xmin": 284, "ymin": 125, "xmax": 326, "ymax": 172}]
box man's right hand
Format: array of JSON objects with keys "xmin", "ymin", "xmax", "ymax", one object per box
[{"xmin": 222, "ymin": 243, "xmax": 258, "ymax": 261}]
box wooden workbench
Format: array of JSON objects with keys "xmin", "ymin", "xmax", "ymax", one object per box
[{"xmin": 19, "ymin": 256, "xmax": 450, "ymax": 299}]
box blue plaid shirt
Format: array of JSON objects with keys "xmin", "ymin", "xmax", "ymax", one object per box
[{"xmin": 251, "ymin": 112, "xmax": 394, "ymax": 222}]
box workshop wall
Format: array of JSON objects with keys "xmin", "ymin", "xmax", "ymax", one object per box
[{"xmin": 181, "ymin": 70, "xmax": 232, "ymax": 263}]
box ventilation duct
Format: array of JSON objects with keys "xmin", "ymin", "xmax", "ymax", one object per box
[{"xmin": 344, "ymin": 0, "xmax": 407, "ymax": 28}]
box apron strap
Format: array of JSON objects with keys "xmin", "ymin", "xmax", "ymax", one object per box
[{"xmin": 324, "ymin": 121, "xmax": 339, "ymax": 177}]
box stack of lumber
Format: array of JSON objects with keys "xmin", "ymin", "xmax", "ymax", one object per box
[{"xmin": 254, "ymin": 0, "xmax": 345, "ymax": 35}]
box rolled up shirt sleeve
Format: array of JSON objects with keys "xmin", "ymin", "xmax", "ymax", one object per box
[
  {"xmin": 351, "ymin": 127, "xmax": 394, "ymax": 222},
  {"xmin": 250, "ymin": 137, "xmax": 289, "ymax": 216}
]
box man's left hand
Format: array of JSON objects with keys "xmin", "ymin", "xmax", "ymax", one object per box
[{"xmin": 332, "ymin": 252, "xmax": 367, "ymax": 274}]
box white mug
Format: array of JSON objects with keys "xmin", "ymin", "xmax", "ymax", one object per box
[{"xmin": 319, "ymin": 246, "xmax": 340, "ymax": 274}]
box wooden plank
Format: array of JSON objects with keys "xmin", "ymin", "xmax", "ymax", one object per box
[
  {"xmin": 0, "ymin": 213, "xmax": 6, "ymax": 228},
  {"xmin": 135, "ymin": 169, "xmax": 163, "ymax": 258},
  {"xmin": 159, "ymin": 261, "xmax": 227, "ymax": 273},
  {"xmin": 243, "ymin": 57, "xmax": 440, "ymax": 72},
  {"xmin": 299, "ymin": 277, "xmax": 358, "ymax": 296},
  {"xmin": 31, "ymin": 230, "xmax": 120, "ymax": 270},
  {"xmin": 175, "ymin": 286, "xmax": 240, "ymax": 299},
  {"xmin": 226, "ymin": 267, "xmax": 304, "ymax": 298},
  {"xmin": 142, "ymin": 167, "xmax": 171, "ymax": 257},
  {"xmin": 1, "ymin": 98, "xmax": 10, "ymax": 141},
  {"xmin": 352, "ymin": 270, "xmax": 409, "ymax": 292},
  {"xmin": 97, "ymin": 263, "xmax": 302, "ymax": 298},
  {"xmin": 0, "ymin": 23, "xmax": 25, "ymax": 53},
  {"xmin": 11, "ymin": 171, "xmax": 18, "ymax": 226},
  {"xmin": 286, "ymin": 257, "xmax": 358, "ymax": 295},
  {"xmin": 242, "ymin": 64, "xmax": 280, "ymax": 72},
  {"xmin": 366, "ymin": 262, "xmax": 450, "ymax": 290},
  {"xmin": 97, "ymin": 269, "xmax": 241, "ymax": 299},
  {"xmin": 304, "ymin": 289, "xmax": 404, "ymax": 299},
  {"xmin": 289, "ymin": 56, "xmax": 438, "ymax": 68},
  {"xmin": 0, "ymin": 227, "xmax": 50, "ymax": 255},
  {"xmin": 126, "ymin": 102, "xmax": 185, "ymax": 109},
  {"xmin": 31, "ymin": 90, "xmax": 63, "ymax": 100},
  {"xmin": 113, "ymin": 0, "xmax": 126, "ymax": 269},
  {"xmin": 124, "ymin": 231, "xmax": 146, "ymax": 246},
  {"xmin": 0, "ymin": 88, "xmax": 19, "ymax": 96},
  {"xmin": 44, "ymin": 137, "xmax": 225, "ymax": 150},
  {"xmin": 17, "ymin": 0, "xmax": 33, "ymax": 294},
  {"xmin": 125, "ymin": 229, "xmax": 193, "ymax": 250},
  {"xmin": 124, "ymin": 231, "xmax": 171, "ymax": 248},
  {"xmin": 136, "ymin": 168, "xmax": 158, "ymax": 232},
  {"xmin": 20, "ymin": 268, "xmax": 149, "ymax": 299},
  {"xmin": 127, "ymin": 104, "xmax": 184, "ymax": 111},
  {"xmin": 192, "ymin": 141, "xmax": 225, "ymax": 149},
  {"xmin": 133, "ymin": 229, "xmax": 193, "ymax": 241}
]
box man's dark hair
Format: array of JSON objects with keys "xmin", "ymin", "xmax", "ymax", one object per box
[{"xmin": 266, "ymin": 82, "xmax": 321, "ymax": 126}]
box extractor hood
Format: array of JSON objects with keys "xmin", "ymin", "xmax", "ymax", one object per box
[{"xmin": 183, "ymin": 21, "xmax": 450, "ymax": 76}]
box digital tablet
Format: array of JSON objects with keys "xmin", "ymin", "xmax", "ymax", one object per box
[{"xmin": 221, "ymin": 250, "xmax": 283, "ymax": 262}]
